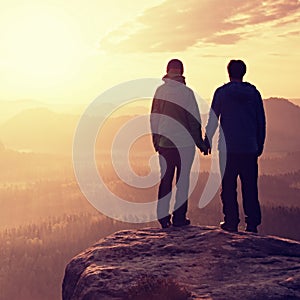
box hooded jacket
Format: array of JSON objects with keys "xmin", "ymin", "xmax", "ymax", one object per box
[
  {"xmin": 150, "ymin": 75, "xmax": 204, "ymax": 150},
  {"xmin": 205, "ymin": 81, "xmax": 266, "ymax": 154}
]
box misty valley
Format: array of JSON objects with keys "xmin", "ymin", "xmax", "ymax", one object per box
[{"xmin": 0, "ymin": 97, "xmax": 299, "ymax": 300}]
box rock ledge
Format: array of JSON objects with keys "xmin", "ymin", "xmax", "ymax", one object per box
[{"xmin": 62, "ymin": 226, "xmax": 300, "ymax": 300}]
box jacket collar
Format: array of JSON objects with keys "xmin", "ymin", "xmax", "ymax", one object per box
[{"xmin": 162, "ymin": 74, "xmax": 186, "ymax": 85}]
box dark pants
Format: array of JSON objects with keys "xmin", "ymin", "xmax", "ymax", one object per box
[
  {"xmin": 219, "ymin": 152, "xmax": 261, "ymax": 227},
  {"xmin": 157, "ymin": 146, "xmax": 195, "ymax": 223}
]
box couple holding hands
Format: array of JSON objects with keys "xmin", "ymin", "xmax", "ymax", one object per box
[{"xmin": 150, "ymin": 59, "xmax": 266, "ymax": 233}]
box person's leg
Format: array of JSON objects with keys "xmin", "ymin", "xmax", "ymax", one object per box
[
  {"xmin": 157, "ymin": 147, "xmax": 176, "ymax": 227},
  {"xmin": 239, "ymin": 154, "xmax": 261, "ymax": 232},
  {"xmin": 219, "ymin": 152, "xmax": 240, "ymax": 230},
  {"xmin": 172, "ymin": 146, "xmax": 195, "ymax": 225}
]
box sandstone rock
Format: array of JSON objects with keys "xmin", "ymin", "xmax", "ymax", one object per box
[{"xmin": 62, "ymin": 226, "xmax": 300, "ymax": 300}]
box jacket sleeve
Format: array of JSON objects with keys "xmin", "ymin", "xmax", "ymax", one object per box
[
  {"xmin": 150, "ymin": 94, "xmax": 161, "ymax": 151},
  {"xmin": 256, "ymin": 90, "xmax": 266, "ymax": 156},
  {"xmin": 185, "ymin": 91, "xmax": 205, "ymax": 148},
  {"xmin": 205, "ymin": 89, "xmax": 221, "ymax": 146}
]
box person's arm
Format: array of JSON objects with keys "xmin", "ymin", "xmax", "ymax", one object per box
[
  {"xmin": 205, "ymin": 89, "xmax": 222, "ymax": 152},
  {"xmin": 150, "ymin": 95, "xmax": 161, "ymax": 152},
  {"xmin": 256, "ymin": 90, "xmax": 266, "ymax": 156},
  {"xmin": 186, "ymin": 91, "xmax": 207, "ymax": 153}
]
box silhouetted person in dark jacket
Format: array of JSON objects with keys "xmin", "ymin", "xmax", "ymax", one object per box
[
  {"xmin": 205, "ymin": 60, "xmax": 266, "ymax": 233},
  {"xmin": 151, "ymin": 59, "xmax": 207, "ymax": 229}
]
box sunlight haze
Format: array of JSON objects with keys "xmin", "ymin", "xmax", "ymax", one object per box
[
  {"xmin": 0, "ymin": 2, "xmax": 300, "ymax": 299},
  {"xmin": 0, "ymin": 0, "xmax": 299, "ymax": 107}
]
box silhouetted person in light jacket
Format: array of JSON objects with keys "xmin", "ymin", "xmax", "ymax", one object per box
[
  {"xmin": 151, "ymin": 59, "xmax": 207, "ymax": 229},
  {"xmin": 205, "ymin": 60, "xmax": 266, "ymax": 233}
]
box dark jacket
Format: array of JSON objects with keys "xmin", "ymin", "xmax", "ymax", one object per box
[
  {"xmin": 205, "ymin": 81, "xmax": 266, "ymax": 155},
  {"xmin": 150, "ymin": 75, "xmax": 204, "ymax": 150}
]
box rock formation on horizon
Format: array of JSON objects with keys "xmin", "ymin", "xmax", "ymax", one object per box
[{"xmin": 62, "ymin": 226, "xmax": 300, "ymax": 300}]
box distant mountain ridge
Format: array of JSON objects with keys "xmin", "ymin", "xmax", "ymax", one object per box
[
  {"xmin": 0, "ymin": 99, "xmax": 46, "ymax": 124},
  {"xmin": 263, "ymin": 97, "xmax": 300, "ymax": 152},
  {"xmin": 0, "ymin": 97, "xmax": 299, "ymax": 155},
  {"xmin": 0, "ymin": 108, "xmax": 79, "ymax": 154},
  {"xmin": 0, "ymin": 99, "xmax": 86, "ymax": 124}
]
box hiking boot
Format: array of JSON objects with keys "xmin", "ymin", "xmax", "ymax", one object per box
[
  {"xmin": 160, "ymin": 220, "xmax": 172, "ymax": 229},
  {"xmin": 220, "ymin": 221, "xmax": 238, "ymax": 232},
  {"xmin": 159, "ymin": 216, "xmax": 172, "ymax": 229},
  {"xmin": 172, "ymin": 218, "xmax": 191, "ymax": 227},
  {"xmin": 245, "ymin": 224, "xmax": 258, "ymax": 233}
]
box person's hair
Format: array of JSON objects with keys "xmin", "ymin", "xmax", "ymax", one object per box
[
  {"xmin": 227, "ymin": 60, "xmax": 246, "ymax": 79},
  {"xmin": 166, "ymin": 59, "xmax": 184, "ymax": 74}
]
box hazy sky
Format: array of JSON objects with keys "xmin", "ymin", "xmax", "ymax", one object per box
[{"xmin": 0, "ymin": 0, "xmax": 299, "ymax": 105}]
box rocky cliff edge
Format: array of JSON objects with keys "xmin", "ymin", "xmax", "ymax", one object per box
[{"xmin": 62, "ymin": 226, "xmax": 300, "ymax": 300}]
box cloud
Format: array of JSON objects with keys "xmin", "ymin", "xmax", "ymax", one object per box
[
  {"xmin": 278, "ymin": 30, "xmax": 300, "ymax": 37},
  {"xmin": 269, "ymin": 53, "xmax": 284, "ymax": 57},
  {"xmin": 237, "ymin": 0, "xmax": 300, "ymax": 25},
  {"xmin": 100, "ymin": 0, "xmax": 300, "ymax": 52},
  {"xmin": 204, "ymin": 33, "xmax": 242, "ymax": 45}
]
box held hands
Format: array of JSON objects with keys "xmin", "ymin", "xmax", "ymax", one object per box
[
  {"xmin": 197, "ymin": 140, "xmax": 208, "ymax": 155},
  {"xmin": 203, "ymin": 135, "xmax": 212, "ymax": 155},
  {"xmin": 153, "ymin": 133, "xmax": 213, "ymax": 155},
  {"xmin": 197, "ymin": 138, "xmax": 211, "ymax": 155}
]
